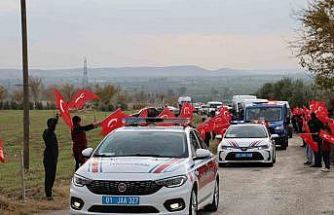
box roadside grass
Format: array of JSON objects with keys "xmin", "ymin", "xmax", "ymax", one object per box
[
  {"xmin": 0, "ymin": 110, "xmax": 110, "ymax": 214},
  {"xmin": 0, "ymin": 110, "xmax": 206, "ymax": 214}
]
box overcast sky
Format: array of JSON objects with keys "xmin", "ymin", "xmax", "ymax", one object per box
[{"xmin": 0, "ymin": 0, "xmax": 307, "ymax": 70}]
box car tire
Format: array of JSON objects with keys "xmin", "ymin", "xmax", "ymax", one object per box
[
  {"xmin": 205, "ymin": 179, "xmax": 219, "ymax": 212},
  {"xmin": 273, "ymin": 153, "xmax": 276, "ymax": 163},
  {"xmin": 219, "ymin": 163, "xmax": 227, "ymax": 167},
  {"xmin": 189, "ymin": 188, "xmax": 198, "ymax": 215},
  {"xmin": 266, "ymin": 162, "xmax": 274, "ymax": 167}
]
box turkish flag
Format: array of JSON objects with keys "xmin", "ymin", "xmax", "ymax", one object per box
[
  {"xmin": 329, "ymin": 119, "xmax": 334, "ymax": 134},
  {"xmin": 0, "ymin": 139, "xmax": 4, "ymax": 163},
  {"xmin": 179, "ymin": 103, "xmax": 195, "ymax": 119},
  {"xmin": 303, "ymin": 118, "xmax": 310, "ymax": 133},
  {"xmin": 319, "ymin": 130, "xmax": 334, "ymax": 145},
  {"xmin": 309, "ymin": 100, "xmax": 329, "ymax": 124},
  {"xmin": 68, "ymin": 90, "xmax": 99, "ymax": 110},
  {"xmin": 197, "ymin": 122, "xmax": 211, "ymax": 140},
  {"xmin": 299, "ymin": 133, "xmax": 318, "ymax": 152},
  {"xmin": 54, "ymin": 89, "xmax": 73, "ymax": 128},
  {"xmin": 158, "ymin": 107, "xmax": 176, "ymax": 119},
  {"xmin": 100, "ymin": 108, "xmax": 129, "ymax": 136},
  {"xmin": 157, "ymin": 107, "xmax": 176, "ymax": 126}
]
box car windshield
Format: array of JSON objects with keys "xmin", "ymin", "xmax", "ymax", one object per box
[
  {"xmin": 245, "ymin": 107, "xmax": 282, "ymax": 122},
  {"xmin": 94, "ymin": 131, "xmax": 188, "ymax": 158},
  {"xmin": 225, "ymin": 125, "xmax": 268, "ymax": 138}
]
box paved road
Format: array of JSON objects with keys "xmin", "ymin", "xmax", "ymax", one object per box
[
  {"xmin": 201, "ymin": 136, "xmax": 334, "ymax": 215},
  {"xmin": 41, "ymin": 136, "xmax": 334, "ymax": 215}
]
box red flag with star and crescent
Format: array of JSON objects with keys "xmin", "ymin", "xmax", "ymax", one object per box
[
  {"xmin": 158, "ymin": 107, "xmax": 176, "ymax": 119},
  {"xmin": 0, "ymin": 139, "xmax": 4, "ymax": 163},
  {"xmin": 53, "ymin": 89, "xmax": 73, "ymax": 128},
  {"xmin": 68, "ymin": 89, "xmax": 100, "ymax": 110},
  {"xmin": 179, "ymin": 103, "xmax": 195, "ymax": 120},
  {"xmin": 299, "ymin": 133, "xmax": 318, "ymax": 152},
  {"xmin": 319, "ymin": 130, "xmax": 334, "ymax": 145},
  {"xmin": 100, "ymin": 108, "xmax": 129, "ymax": 136},
  {"xmin": 157, "ymin": 107, "xmax": 176, "ymax": 126}
]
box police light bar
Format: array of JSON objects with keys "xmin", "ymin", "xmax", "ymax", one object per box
[{"xmin": 123, "ymin": 117, "xmax": 190, "ymax": 126}]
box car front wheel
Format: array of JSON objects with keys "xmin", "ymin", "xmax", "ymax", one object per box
[
  {"xmin": 205, "ymin": 179, "xmax": 219, "ymax": 212},
  {"xmin": 189, "ymin": 188, "xmax": 198, "ymax": 215}
]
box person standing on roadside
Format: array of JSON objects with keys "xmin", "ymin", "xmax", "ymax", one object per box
[
  {"xmin": 71, "ymin": 116, "xmax": 100, "ymax": 171},
  {"xmin": 308, "ymin": 113, "xmax": 324, "ymax": 168},
  {"xmin": 321, "ymin": 124, "xmax": 331, "ymax": 172},
  {"xmin": 42, "ymin": 114, "xmax": 59, "ymax": 200}
]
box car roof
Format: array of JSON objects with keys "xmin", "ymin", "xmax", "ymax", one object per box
[
  {"xmin": 229, "ymin": 123, "xmax": 265, "ymax": 128},
  {"xmin": 116, "ymin": 126, "xmax": 192, "ymax": 133}
]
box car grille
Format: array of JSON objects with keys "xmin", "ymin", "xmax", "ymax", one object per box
[
  {"xmin": 225, "ymin": 152, "xmax": 264, "ymax": 160},
  {"xmin": 88, "ymin": 205, "xmax": 160, "ymax": 213},
  {"xmin": 86, "ymin": 180, "xmax": 162, "ymax": 195}
]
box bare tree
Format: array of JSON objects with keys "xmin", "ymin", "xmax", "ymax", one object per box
[
  {"xmin": 94, "ymin": 84, "xmax": 120, "ymax": 105},
  {"xmin": 29, "ymin": 76, "xmax": 43, "ymax": 106},
  {"xmin": 60, "ymin": 83, "xmax": 76, "ymax": 101},
  {"xmin": 12, "ymin": 89, "xmax": 24, "ymax": 104},
  {"xmin": 0, "ymin": 85, "xmax": 6, "ymax": 102}
]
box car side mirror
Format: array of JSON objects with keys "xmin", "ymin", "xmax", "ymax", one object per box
[
  {"xmin": 215, "ymin": 134, "xmax": 223, "ymax": 141},
  {"xmin": 271, "ymin": 134, "xmax": 279, "ymax": 139},
  {"xmin": 82, "ymin": 148, "xmax": 94, "ymax": 158},
  {"xmin": 195, "ymin": 149, "xmax": 211, "ymax": 160}
]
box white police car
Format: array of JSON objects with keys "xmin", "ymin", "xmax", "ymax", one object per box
[
  {"xmin": 70, "ymin": 118, "xmax": 220, "ymax": 214},
  {"xmin": 217, "ymin": 123, "xmax": 276, "ymax": 167}
]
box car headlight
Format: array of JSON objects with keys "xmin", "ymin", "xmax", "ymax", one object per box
[
  {"xmin": 275, "ymin": 125, "xmax": 284, "ymax": 131},
  {"xmin": 155, "ymin": 175, "xmax": 187, "ymax": 188},
  {"xmin": 257, "ymin": 145, "xmax": 269, "ymax": 150},
  {"xmin": 72, "ymin": 174, "xmax": 92, "ymax": 187},
  {"xmin": 221, "ymin": 145, "xmax": 233, "ymax": 150}
]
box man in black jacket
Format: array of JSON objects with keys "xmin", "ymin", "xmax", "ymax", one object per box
[
  {"xmin": 308, "ymin": 113, "xmax": 324, "ymax": 167},
  {"xmin": 43, "ymin": 114, "xmax": 59, "ymax": 200}
]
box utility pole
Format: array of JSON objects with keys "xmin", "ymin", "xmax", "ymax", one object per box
[{"xmin": 20, "ymin": 0, "xmax": 30, "ymax": 170}]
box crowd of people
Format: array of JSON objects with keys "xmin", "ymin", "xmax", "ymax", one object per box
[{"xmin": 292, "ymin": 101, "xmax": 334, "ymax": 172}]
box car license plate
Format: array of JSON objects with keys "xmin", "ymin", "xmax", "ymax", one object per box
[
  {"xmin": 235, "ymin": 153, "xmax": 253, "ymax": 158},
  {"xmin": 102, "ymin": 196, "xmax": 140, "ymax": 205}
]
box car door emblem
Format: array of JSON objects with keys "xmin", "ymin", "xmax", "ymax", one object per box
[{"xmin": 118, "ymin": 183, "xmax": 127, "ymax": 193}]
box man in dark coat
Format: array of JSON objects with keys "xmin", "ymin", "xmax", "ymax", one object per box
[
  {"xmin": 71, "ymin": 116, "xmax": 100, "ymax": 171},
  {"xmin": 308, "ymin": 112, "xmax": 324, "ymax": 167},
  {"xmin": 42, "ymin": 115, "xmax": 59, "ymax": 200}
]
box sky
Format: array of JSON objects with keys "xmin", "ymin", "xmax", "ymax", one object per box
[{"xmin": 0, "ymin": 0, "xmax": 308, "ymax": 70}]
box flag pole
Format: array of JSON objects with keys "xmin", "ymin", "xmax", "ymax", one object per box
[{"xmin": 20, "ymin": 0, "xmax": 30, "ymax": 170}]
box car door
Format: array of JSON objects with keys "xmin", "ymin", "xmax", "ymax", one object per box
[
  {"xmin": 194, "ymin": 131, "xmax": 218, "ymax": 197},
  {"xmin": 190, "ymin": 130, "xmax": 212, "ymax": 205}
]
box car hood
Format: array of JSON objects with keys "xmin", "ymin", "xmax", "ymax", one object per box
[
  {"xmin": 77, "ymin": 157, "xmax": 188, "ymax": 175},
  {"xmin": 223, "ymin": 138, "xmax": 268, "ymax": 147}
]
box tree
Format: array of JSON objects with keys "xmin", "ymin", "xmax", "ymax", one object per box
[
  {"xmin": 12, "ymin": 89, "xmax": 24, "ymax": 104},
  {"xmin": 296, "ymin": 0, "xmax": 334, "ymax": 91},
  {"xmin": 94, "ymin": 84, "xmax": 120, "ymax": 106},
  {"xmin": 60, "ymin": 83, "xmax": 76, "ymax": 101},
  {"xmin": 29, "ymin": 76, "xmax": 43, "ymax": 106},
  {"xmin": 256, "ymin": 78, "xmax": 317, "ymax": 107},
  {"xmin": 0, "ymin": 85, "xmax": 6, "ymax": 102}
]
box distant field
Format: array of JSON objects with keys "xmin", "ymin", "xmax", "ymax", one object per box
[
  {"xmin": 0, "ymin": 110, "xmax": 204, "ymax": 214},
  {"xmin": 0, "ymin": 110, "xmax": 112, "ymax": 214}
]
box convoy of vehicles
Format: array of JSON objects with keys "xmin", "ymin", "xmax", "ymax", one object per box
[
  {"xmin": 70, "ymin": 95, "xmax": 293, "ymax": 214},
  {"xmin": 70, "ymin": 118, "xmax": 219, "ymax": 215},
  {"xmin": 217, "ymin": 124, "xmax": 276, "ymax": 166}
]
